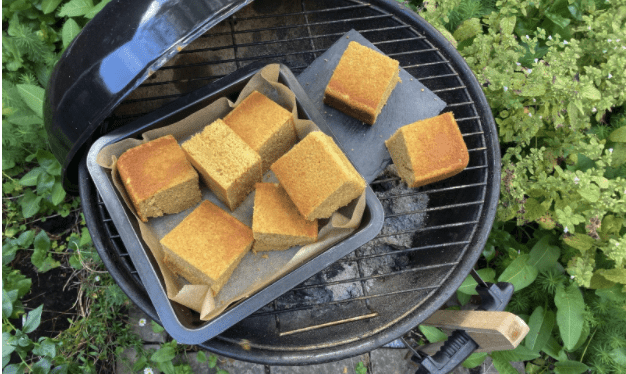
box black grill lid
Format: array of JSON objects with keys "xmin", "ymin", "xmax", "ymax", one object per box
[{"xmin": 44, "ymin": 0, "xmax": 252, "ymax": 193}]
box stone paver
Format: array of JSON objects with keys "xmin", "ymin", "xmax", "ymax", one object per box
[
  {"xmin": 186, "ymin": 352, "xmax": 266, "ymax": 374},
  {"xmin": 478, "ymin": 356, "xmax": 525, "ymax": 374},
  {"xmin": 370, "ymin": 349, "xmax": 416, "ymax": 374},
  {"xmin": 271, "ymin": 353, "xmax": 369, "ymax": 374},
  {"xmin": 129, "ymin": 307, "xmax": 168, "ymax": 343}
]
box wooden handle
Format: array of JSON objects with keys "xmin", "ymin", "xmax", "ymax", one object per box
[{"xmin": 422, "ymin": 310, "xmax": 529, "ymax": 352}]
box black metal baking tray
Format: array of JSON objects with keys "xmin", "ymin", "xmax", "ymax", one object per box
[{"xmin": 85, "ymin": 62, "xmax": 384, "ymax": 344}]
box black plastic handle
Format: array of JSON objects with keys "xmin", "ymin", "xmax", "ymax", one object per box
[{"xmin": 413, "ymin": 281, "xmax": 515, "ymax": 374}]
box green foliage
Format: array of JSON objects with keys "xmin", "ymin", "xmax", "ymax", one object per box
[{"xmin": 355, "ymin": 361, "xmax": 368, "ymax": 374}]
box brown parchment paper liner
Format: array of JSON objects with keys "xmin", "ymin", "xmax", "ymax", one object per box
[{"xmin": 96, "ymin": 64, "xmax": 366, "ymax": 321}]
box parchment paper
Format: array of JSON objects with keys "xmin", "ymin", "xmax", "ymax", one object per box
[{"xmin": 96, "ymin": 64, "xmax": 366, "ymax": 321}]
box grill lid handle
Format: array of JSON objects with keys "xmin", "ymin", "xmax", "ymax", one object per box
[{"xmin": 413, "ymin": 282, "xmax": 515, "ymax": 374}]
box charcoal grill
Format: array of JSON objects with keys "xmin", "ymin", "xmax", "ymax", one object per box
[{"xmin": 46, "ymin": 0, "xmax": 501, "ymax": 369}]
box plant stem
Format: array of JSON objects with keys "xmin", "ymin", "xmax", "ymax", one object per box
[{"xmin": 579, "ymin": 328, "xmax": 597, "ymax": 363}]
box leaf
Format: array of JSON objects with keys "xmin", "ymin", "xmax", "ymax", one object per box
[
  {"xmin": 16, "ymin": 84, "xmax": 45, "ymax": 119},
  {"xmin": 527, "ymin": 236, "xmax": 560, "ymax": 272},
  {"xmin": 151, "ymin": 346, "xmax": 176, "ymax": 363},
  {"xmin": 611, "ymin": 143, "xmax": 626, "ymax": 167},
  {"xmin": 545, "ymin": 12, "xmax": 571, "ymax": 28},
  {"xmin": 542, "ymin": 335, "xmax": 568, "ymax": 361},
  {"xmin": 32, "ymin": 338, "xmax": 57, "ymax": 358},
  {"xmin": 525, "ymin": 306, "xmax": 555, "ymax": 352},
  {"xmin": 151, "ymin": 321, "xmax": 165, "ymax": 333},
  {"xmin": 58, "ymin": 0, "xmax": 94, "ymax": 17},
  {"xmin": 462, "ymin": 352, "xmax": 487, "ymax": 368},
  {"xmin": 563, "ymin": 234, "xmax": 595, "ymax": 251},
  {"xmin": 51, "ymin": 181, "xmax": 66, "ymax": 206},
  {"xmin": 581, "ymin": 85, "xmax": 601, "ymax": 101},
  {"xmin": 453, "ymin": 18, "xmax": 482, "ymax": 42},
  {"xmin": 84, "ymin": 0, "xmax": 111, "ymax": 19},
  {"xmin": 610, "ymin": 348, "xmax": 626, "ymax": 367},
  {"xmin": 418, "ymin": 325, "xmax": 448, "ymax": 343},
  {"xmin": 589, "ymin": 272, "xmax": 615, "ymax": 289},
  {"xmin": 520, "ymin": 84, "xmax": 546, "ymax": 97},
  {"xmin": 491, "ymin": 351, "xmax": 521, "ymax": 374},
  {"xmin": 62, "ymin": 19, "xmax": 81, "ymax": 48},
  {"xmin": 31, "ymin": 357, "xmax": 52, "ymax": 374},
  {"xmin": 36, "ymin": 150, "xmax": 62, "ymax": 176},
  {"xmin": 37, "ymin": 172, "xmax": 55, "ymax": 193},
  {"xmin": 21, "ymin": 190, "xmax": 42, "ymax": 219},
  {"xmin": 493, "ymin": 344, "xmax": 540, "ymax": 362},
  {"xmin": 596, "ymin": 284, "xmax": 626, "ymax": 303},
  {"xmin": 554, "ymin": 284, "xmax": 585, "ymax": 350},
  {"xmin": 610, "ymin": 127, "xmax": 626, "ymax": 143},
  {"xmin": 3, "ymin": 290, "xmax": 14, "ymax": 317},
  {"xmin": 3, "ymin": 332, "xmax": 16, "ymax": 359},
  {"xmin": 19, "ymin": 167, "xmax": 45, "ymax": 187},
  {"xmin": 457, "ymin": 268, "xmax": 496, "ymax": 295},
  {"xmin": 22, "ymin": 304, "xmax": 43, "ymax": 334},
  {"xmin": 553, "ymin": 360, "xmax": 589, "ymax": 374},
  {"xmin": 196, "ymin": 351, "xmax": 207, "ymax": 363},
  {"xmin": 498, "ymin": 254, "xmax": 539, "ymax": 292},
  {"xmin": 578, "ymin": 184, "xmax": 600, "ymax": 202},
  {"xmin": 208, "ymin": 354, "xmax": 218, "ymax": 368},
  {"xmin": 41, "ymin": 0, "xmax": 63, "ymax": 14},
  {"xmin": 500, "ymin": 16, "xmax": 516, "ymax": 35},
  {"xmin": 595, "ymin": 268, "xmax": 626, "ymax": 285},
  {"xmin": 3, "ymin": 363, "xmax": 25, "ymax": 374}
]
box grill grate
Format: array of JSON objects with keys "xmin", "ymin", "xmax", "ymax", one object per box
[{"xmin": 91, "ymin": 0, "xmax": 493, "ymax": 358}]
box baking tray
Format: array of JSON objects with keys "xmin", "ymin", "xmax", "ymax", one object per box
[{"xmin": 85, "ymin": 62, "xmax": 384, "ymax": 344}]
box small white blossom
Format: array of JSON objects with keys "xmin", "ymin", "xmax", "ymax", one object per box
[
  {"xmin": 548, "ymin": 35, "xmax": 553, "ymax": 40},
  {"xmin": 592, "ymin": 107, "xmax": 597, "ymax": 113},
  {"xmin": 144, "ymin": 369, "xmax": 154, "ymax": 374},
  {"xmin": 608, "ymin": 73, "xmax": 613, "ymax": 79},
  {"xmin": 516, "ymin": 62, "xmax": 521, "ymax": 66},
  {"xmin": 139, "ymin": 318, "xmax": 147, "ymax": 327},
  {"xmin": 574, "ymin": 177, "xmax": 580, "ymax": 184},
  {"xmin": 617, "ymin": 39, "xmax": 621, "ymax": 42},
  {"xmin": 527, "ymin": 69, "xmax": 532, "ymax": 74},
  {"xmin": 563, "ymin": 40, "xmax": 569, "ymax": 45},
  {"xmin": 534, "ymin": 58, "xmax": 538, "ymax": 63},
  {"xmin": 588, "ymin": 26, "xmax": 591, "ymax": 30},
  {"xmin": 570, "ymin": 275, "xmax": 575, "ymax": 279},
  {"xmin": 95, "ymin": 276, "xmax": 100, "ymax": 282},
  {"xmin": 518, "ymin": 250, "xmax": 521, "ymax": 254},
  {"xmin": 504, "ymin": 86, "xmax": 508, "ymax": 92},
  {"xmin": 564, "ymin": 227, "xmax": 569, "ymax": 233},
  {"xmin": 622, "ymin": 46, "xmax": 626, "ymax": 50},
  {"xmin": 603, "ymin": 49, "xmax": 607, "ymax": 53},
  {"xmin": 609, "ymin": 148, "xmax": 614, "ymax": 153},
  {"xmin": 526, "ymin": 35, "xmax": 530, "ymax": 39},
  {"xmin": 539, "ymin": 116, "xmax": 543, "ymax": 119},
  {"xmin": 608, "ymin": 39, "xmax": 612, "ymax": 42},
  {"xmin": 529, "ymin": 113, "xmax": 533, "ymax": 117},
  {"xmin": 533, "ymin": 98, "xmax": 536, "ymax": 102}
]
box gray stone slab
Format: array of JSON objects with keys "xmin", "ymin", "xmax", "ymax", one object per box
[
  {"xmin": 478, "ymin": 356, "xmax": 525, "ymax": 374},
  {"xmin": 185, "ymin": 352, "xmax": 265, "ymax": 374},
  {"xmin": 116, "ymin": 344, "xmax": 162, "ymax": 374},
  {"xmin": 271, "ymin": 354, "xmax": 369, "ymax": 374},
  {"xmin": 129, "ymin": 306, "xmax": 167, "ymax": 343},
  {"xmin": 370, "ymin": 349, "xmax": 417, "ymax": 374}
]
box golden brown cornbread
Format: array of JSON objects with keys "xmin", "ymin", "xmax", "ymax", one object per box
[
  {"xmin": 271, "ymin": 131, "xmax": 366, "ymax": 221},
  {"xmin": 182, "ymin": 119, "xmax": 262, "ymax": 211},
  {"xmin": 385, "ymin": 112, "xmax": 469, "ymax": 188},
  {"xmin": 160, "ymin": 200, "xmax": 253, "ymax": 295},
  {"xmin": 252, "ymin": 183, "xmax": 318, "ymax": 251},
  {"xmin": 223, "ymin": 91, "xmax": 296, "ymax": 172},
  {"xmin": 324, "ymin": 41, "xmax": 400, "ymax": 125},
  {"xmin": 117, "ymin": 135, "xmax": 201, "ymax": 222}
]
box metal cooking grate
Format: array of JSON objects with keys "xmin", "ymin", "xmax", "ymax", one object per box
[{"xmin": 92, "ymin": 0, "xmax": 491, "ymax": 358}]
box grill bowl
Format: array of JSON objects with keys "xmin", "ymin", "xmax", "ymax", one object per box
[{"xmin": 78, "ymin": 0, "xmax": 499, "ymax": 365}]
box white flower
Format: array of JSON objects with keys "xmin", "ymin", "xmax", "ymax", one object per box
[
  {"xmin": 570, "ymin": 275, "xmax": 575, "ymax": 279},
  {"xmin": 609, "ymin": 148, "xmax": 614, "ymax": 153},
  {"xmin": 623, "ymin": 46, "xmax": 626, "ymax": 50},
  {"xmin": 534, "ymin": 58, "xmax": 538, "ymax": 63},
  {"xmin": 592, "ymin": 107, "xmax": 597, "ymax": 113},
  {"xmin": 608, "ymin": 73, "xmax": 613, "ymax": 79},
  {"xmin": 588, "ymin": 26, "xmax": 591, "ymax": 30},
  {"xmin": 563, "ymin": 40, "xmax": 569, "ymax": 45},
  {"xmin": 504, "ymin": 86, "xmax": 508, "ymax": 92},
  {"xmin": 529, "ymin": 113, "xmax": 533, "ymax": 117},
  {"xmin": 608, "ymin": 39, "xmax": 612, "ymax": 42},
  {"xmin": 564, "ymin": 227, "xmax": 569, "ymax": 233},
  {"xmin": 139, "ymin": 318, "xmax": 147, "ymax": 327},
  {"xmin": 95, "ymin": 276, "xmax": 100, "ymax": 282},
  {"xmin": 603, "ymin": 49, "xmax": 607, "ymax": 53},
  {"xmin": 617, "ymin": 39, "xmax": 621, "ymax": 42},
  {"xmin": 144, "ymin": 369, "xmax": 154, "ymax": 374},
  {"xmin": 548, "ymin": 35, "xmax": 553, "ymax": 40},
  {"xmin": 526, "ymin": 35, "xmax": 530, "ymax": 39},
  {"xmin": 533, "ymin": 98, "xmax": 536, "ymax": 102},
  {"xmin": 527, "ymin": 69, "xmax": 532, "ymax": 74},
  {"xmin": 516, "ymin": 62, "xmax": 521, "ymax": 66},
  {"xmin": 574, "ymin": 177, "xmax": 580, "ymax": 184},
  {"xmin": 539, "ymin": 116, "xmax": 543, "ymax": 119}
]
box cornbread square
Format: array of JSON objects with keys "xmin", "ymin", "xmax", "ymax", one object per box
[
  {"xmin": 271, "ymin": 132, "xmax": 366, "ymax": 221},
  {"xmin": 160, "ymin": 200, "xmax": 253, "ymax": 295},
  {"xmin": 252, "ymin": 183, "xmax": 318, "ymax": 251},
  {"xmin": 385, "ymin": 112, "xmax": 469, "ymax": 188},
  {"xmin": 117, "ymin": 135, "xmax": 201, "ymax": 222},
  {"xmin": 182, "ymin": 119, "xmax": 262, "ymax": 211},
  {"xmin": 224, "ymin": 91, "xmax": 296, "ymax": 172},
  {"xmin": 324, "ymin": 41, "xmax": 400, "ymax": 125}
]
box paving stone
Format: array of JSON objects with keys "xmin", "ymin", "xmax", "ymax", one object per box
[
  {"xmin": 116, "ymin": 344, "xmax": 162, "ymax": 374},
  {"xmin": 186, "ymin": 352, "xmax": 265, "ymax": 374},
  {"xmin": 271, "ymin": 354, "xmax": 369, "ymax": 374},
  {"xmin": 477, "ymin": 356, "xmax": 525, "ymax": 374},
  {"xmin": 370, "ymin": 348, "xmax": 417, "ymax": 374},
  {"xmin": 129, "ymin": 306, "xmax": 168, "ymax": 343}
]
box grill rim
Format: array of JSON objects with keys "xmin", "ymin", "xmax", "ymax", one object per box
[{"xmin": 79, "ymin": 0, "xmax": 500, "ymax": 365}]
